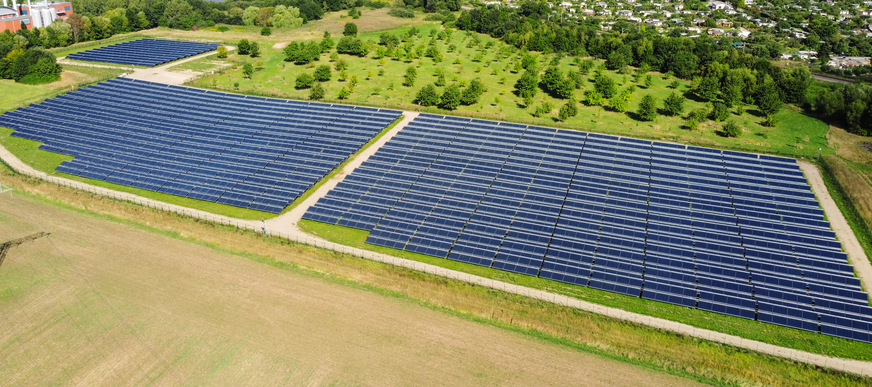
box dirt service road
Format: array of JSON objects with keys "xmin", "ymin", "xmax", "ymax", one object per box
[{"xmin": 0, "ymin": 193, "xmax": 700, "ymax": 386}]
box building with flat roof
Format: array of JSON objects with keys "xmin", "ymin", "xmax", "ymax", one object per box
[{"xmin": 0, "ymin": 0, "xmax": 72, "ymax": 32}]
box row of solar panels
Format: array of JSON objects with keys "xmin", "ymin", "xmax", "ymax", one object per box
[
  {"xmin": 7, "ymin": 109, "xmax": 388, "ymax": 158},
  {"xmin": 359, "ymin": 134, "xmax": 831, "ymax": 236},
  {"xmin": 0, "ymin": 79, "xmax": 402, "ymax": 213},
  {"xmin": 303, "ymin": 113, "xmax": 872, "ymax": 343},
  {"xmin": 66, "ymin": 39, "xmax": 219, "ymax": 67},
  {"xmin": 92, "ymin": 77, "xmax": 403, "ymax": 114}
]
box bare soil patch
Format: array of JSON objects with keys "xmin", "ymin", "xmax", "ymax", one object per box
[{"xmin": 0, "ymin": 193, "xmax": 696, "ymax": 386}]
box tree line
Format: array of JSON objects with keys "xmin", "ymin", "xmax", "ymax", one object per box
[
  {"xmin": 0, "ymin": 33, "xmax": 61, "ymax": 84},
  {"xmin": 454, "ymin": 3, "xmax": 872, "ymax": 136}
]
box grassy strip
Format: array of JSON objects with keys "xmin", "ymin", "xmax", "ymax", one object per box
[
  {"xmin": 0, "ymin": 65, "xmax": 126, "ymax": 112},
  {"xmin": 818, "ymin": 157, "xmax": 872, "ymax": 264},
  {"xmin": 299, "ymin": 218, "xmax": 872, "ymax": 361},
  {"xmin": 281, "ymin": 114, "xmax": 404, "ymax": 214},
  {"xmin": 2, "ymin": 168, "xmax": 869, "ymax": 386}
]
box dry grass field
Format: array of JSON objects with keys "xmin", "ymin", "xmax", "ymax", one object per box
[
  {"xmin": 826, "ymin": 126, "xmax": 872, "ymax": 224},
  {"xmin": 0, "ymin": 192, "xmax": 700, "ymax": 386}
]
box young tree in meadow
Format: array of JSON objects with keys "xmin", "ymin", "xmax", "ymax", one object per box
[
  {"xmin": 694, "ymin": 73, "xmax": 719, "ymax": 102},
  {"xmin": 584, "ymin": 90, "xmax": 604, "ymax": 106},
  {"xmin": 608, "ymin": 93, "xmax": 629, "ymax": 112},
  {"xmin": 321, "ymin": 31, "xmax": 335, "ymax": 51},
  {"xmin": 637, "ymin": 94, "xmax": 658, "ymax": 121},
  {"xmin": 756, "ymin": 75, "xmax": 783, "ymax": 119},
  {"xmin": 710, "ymin": 101, "xmax": 730, "ymax": 122},
  {"xmin": 439, "ymin": 84, "xmax": 461, "ymax": 110},
  {"xmin": 314, "ymin": 65, "xmax": 332, "ymax": 81},
  {"xmin": 309, "ymin": 83, "xmax": 325, "ymax": 100},
  {"xmin": 248, "ymin": 42, "xmax": 260, "ymax": 58},
  {"xmin": 237, "ymin": 39, "xmax": 251, "ymax": 55},
  {"xmin": 461, "ymin": 78, "xmax": 485, "ymax": 105},
  {"xmin": 515, "ymin": 70, "xmax": 538, "ymax": 99},
  {"xmin": 295, "ymin": 73, "xmax": 314, "ymax": 89},
  {"xmin": 594, "ymin": 74, "xmax": 617, "ymax": 98},
  {"xmin": 403, "ymin": 66, "xmax": 417, "ymax": 86},
  {"xmin": 414, "ymin": 84, "xmax": 440, "ymax": 106},
  {"xmin": 722, "ymin": 120, "xmax": 742, "ymax": 137},
  {"xmin": 662, "ymin": 92, "xmax": 686, "ymax": 116},
  {"xmin": 558, "ymin": 98, "xmax": 578, "ymax": 121},
  {"xmin": 242, "ymin": 63, "xmax": 254, "ymax": 78},
  {"xmin": 343, "ymin": 22, "xmax": 358, "ymax": 37},
  {"xmin": 216, "ymin": 45, "xmax": 228, "ymax": 59}
]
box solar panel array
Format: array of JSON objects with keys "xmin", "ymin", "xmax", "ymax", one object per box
[
  {"xmin": 0, "ymin": 78, "xmax": 402, "ymax": 213},
  {"xmin": 304, "ymin": 113, "xmax": 872, "ymax": 343},
  {"xmin": 66, "ymin": 39, "xmax": 220, "ymax": 67}
]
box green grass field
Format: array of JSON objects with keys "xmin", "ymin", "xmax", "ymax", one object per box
[
  {"xmin": 299, "ymin": 218, "xmax": 872, "ymax": 361},
  {"xmin": 189, "ymin": 23, "xmax": 831, "ymax": 160},
  {"xmin": 0, "ymin": 65, "xmax": 126, "ymax": 112}
]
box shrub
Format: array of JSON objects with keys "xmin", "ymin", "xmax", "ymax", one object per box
[
  {"xmin": 722, "ymin": 120, "xmax": 742, "ymax": 137},
  {"xmin": 388, "ymin": 8, "xmax": 415, "ymax": 18},
  {"xmin": 439, "ymin": 84, "xmax": 461, "ymax": 110},
  {"xmin": 532, "ymin": 101, "xmax": 554, "ymax": 117},
  {"xmin": 414, "ymin": 84, "xmax": 440, "ymax": 106},
  {"xmin": 343, "ymin": 22, "xmax": 358, "ymax": 37},
  {"xmin": 284, "ymin": 41, "xmax": 322, "ymax": 64},
  {"xmin": 403, "ymin": 66, "xmax": 416, "ymax": 86},
  {"xmin": 261, "ymin": 27, "xmax": 271, "ymax": 36},
  {"xmin": 314, "ymin": 65, "xmax": 332, "ymax": 81},
  {"xmin": 685, "ymin": 117, "xmax": 699, "ymax": 131},
  {"xmin": 662, "ymin": 92, "xmax": 685, "ymax": 116},
  {"xmin": 583, "ymin": 90, "xmax": 604, "ymax": 106},
  {"xmin": 637, "ymin": 94, "xmax": 658, "ymax": 121},
  {"xmin": 594, "ymin": 74, "xmax": 617, "ymax": 98},
  {"xmin": 309, "ymin": 83, "xmax": 325, "ymax": 100},
  {"xmin": 337, "ymin": 86, "xmax": 350, "ymax": 99},
  {"xmin": 295, "ymin": 73, "xmax": 314, "ymax": 89},
  {"xmin": 461, "ymin": 78, "xmax": 485, "ymax": 105},
  {"xmin": 336, "ymin": 37, "xmax": 369, "ymax": 56},
  {"xmin": 710, "ymin": 101, "xmax": 730, "ymax": 122},
  {"xmin": 558, "ymin": 99, "xmax": 578, "ymax": 121},
  {"xmin": 237, "ymin": 39, "xmax": 250, "ymax": 55},
  {"xmin": 248, "ymin": 42, "xmax": 260, "ymax": 58},
  {"xmin": 216, "ymin": 45, "xmax": 228, "ymax": 59}
]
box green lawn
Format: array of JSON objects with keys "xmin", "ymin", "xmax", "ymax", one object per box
[
  {"xmin": 189, "ymin": 24, "xmax": 831, "ymax": 160},
  {"xmin": 299, "ymin": 218, "xmax": 872, "ymax": 361},
  {"xmin": 0, "ymin": 65, "xmax": 125, "ymax": 112}
]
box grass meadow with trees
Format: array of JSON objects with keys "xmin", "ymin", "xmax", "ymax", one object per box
[{"xmin": 192, "ymin": 22, "xmax": 829, "ymax": 159}]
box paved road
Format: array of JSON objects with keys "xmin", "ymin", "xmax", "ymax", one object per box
[{"xmin": 1, "ymin": 120, "xmax": 871, "ymax": 377}]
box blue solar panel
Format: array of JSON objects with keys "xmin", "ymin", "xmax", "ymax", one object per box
[
  {"xmin": 303, "ymin": 113, "xmax": 872, "ymax": 343},
  {"xmin": 67, "ymin": 39, "xmax": 220, "ymax": 67},
  {"xmin": 0, "ymin": 78, "xmax": 402, "ymax": 213}
]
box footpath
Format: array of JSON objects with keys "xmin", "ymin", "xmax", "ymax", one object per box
[{"xmin": 1, "ymin": 114, "xmax": 871, "ymax": 377}]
